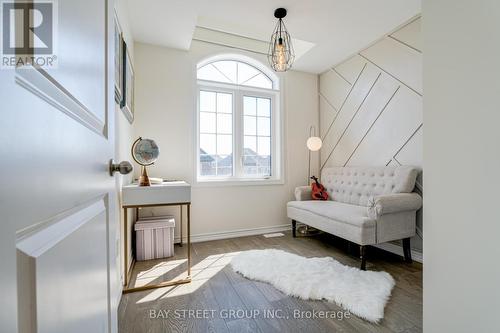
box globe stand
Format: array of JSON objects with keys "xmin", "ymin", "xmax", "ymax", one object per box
[{"xmin": 139, "ymin": 165, "xmax": 151, "ymax": 187}]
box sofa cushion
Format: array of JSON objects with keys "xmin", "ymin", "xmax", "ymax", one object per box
[
  {"xmin": 287, "ymin": 201, "xmax": 376, "ymax": 245},
  {"xmin": 287, "ymin": 200, "xmax": 375, "ymax": 228},
  {"xmin": 321, "ymin": 166, "xmax": 419, "ymax": 206}
]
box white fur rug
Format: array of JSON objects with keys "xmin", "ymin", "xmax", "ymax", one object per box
[{"xmin": 230, "ymin": 249, "xmax": 395, "ymax": 322}]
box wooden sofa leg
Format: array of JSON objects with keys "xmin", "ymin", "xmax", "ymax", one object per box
[
  {"xmin": 403, "ymin": 238, "xmax": 412, "ymax": 263},
  {"xmin": 360, "ymin": 245, "xmax": 366, "ymax": 271},
  {"xmin": 292, "ymin": 220, "xmax": 297, "ymax": 238}
]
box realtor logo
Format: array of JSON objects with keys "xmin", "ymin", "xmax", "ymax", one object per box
[{"xmin": 1, "ymin": 0, "xmax": 58, "ymax": 68}]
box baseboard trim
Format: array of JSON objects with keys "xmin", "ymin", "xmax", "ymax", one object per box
[
  {"xmin": 172, "ymin": 224, "xmax": 423, "ymax": 263},
  {"xmin": 175, "ymin": 224, "xmax": 291, "ymax": 244},
  {"xmin": 374, "ymin": 242, "xmax": 423, "ymax": 263}
]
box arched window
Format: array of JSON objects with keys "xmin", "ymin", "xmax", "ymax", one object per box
[
  {"xmin": 196, "ymin": 55, "xmax": 281, "ymax": 183},
  {"xmin": 198, "ymin": 60, "xmax": 275, "ymax": 89}
]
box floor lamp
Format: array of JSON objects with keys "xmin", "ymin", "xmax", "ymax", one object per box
[
  {"xmin": 307, "ymin": 125, "xmax": 322, "ymax": 184},
  {"xmin": 298, "ymin": 126, "xmax": 322, "ymax": 236}
]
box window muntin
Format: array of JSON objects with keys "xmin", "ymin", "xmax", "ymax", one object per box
[
  {"xmin": 199, "ymin": 90, "xmax": 233, "ymax": 177},
  {"xmin": 197, "ymin": 60, "xmax": 274, "ymax": 90},
  {"xmin": 197, "ymin": 57, "xmax": 280, "ymax": 183}
]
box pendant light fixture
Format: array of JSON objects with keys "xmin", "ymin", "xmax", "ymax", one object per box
[{"xmin": 268, "ymin": 8, "xmax": 295, "ymax": 72}]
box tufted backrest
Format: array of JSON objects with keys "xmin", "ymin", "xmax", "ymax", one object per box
[{"xmin": 321, "ymin": 166, "xmax": 419, "ymax": 206}]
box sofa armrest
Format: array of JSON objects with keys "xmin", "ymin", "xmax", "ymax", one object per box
[
  {"xmin": 294, "ymin": 186, "xmax": 312, "ymax": 201},
  {"xmin": 368, "ymin": 193, "xmax": 422, "ymax": 219}
]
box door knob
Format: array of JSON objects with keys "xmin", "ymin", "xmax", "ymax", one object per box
[{"xmin": 109, "ymin": 159, "xmax": 133, "ymax": 176}]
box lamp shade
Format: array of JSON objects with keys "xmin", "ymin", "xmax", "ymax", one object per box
[
  {"xmin": 307, "ymin": 136, "xmax": 322, "ymax": 151},
  {"xmin": 268, "ymin": 8, "xmax": 295, "ymax": 72}
]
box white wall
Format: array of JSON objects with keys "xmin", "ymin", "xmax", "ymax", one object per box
[
  {"xmin": 132, "ymin": 41, "xmax": 318, "ymax": 242},
  {"xmin": 318, "ymin": 17, "xmax": 423, "ymax": 255},
  {"xmin": 114, "ymin": 0, "xmax": 135, "ymax": 285},
  {"xmin": 423, "ymin": 1, "xmax": 500, "ymax": 331}
]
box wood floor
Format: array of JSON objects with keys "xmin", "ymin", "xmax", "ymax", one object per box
[{"xmin": 118, "ymin": 232, "xmax": 422, "ymax": 333}]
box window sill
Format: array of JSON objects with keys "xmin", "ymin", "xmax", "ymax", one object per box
[{"xmin": 193, "ymin": 178, "xmax": 285, "ymax": 188}]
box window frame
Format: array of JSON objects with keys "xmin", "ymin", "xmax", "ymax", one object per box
[{"xmin": 196, "ymin": 78, "xmax": 282, "ymax": 186}]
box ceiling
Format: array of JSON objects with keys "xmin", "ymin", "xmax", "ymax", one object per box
[{"xmin": 125, "ymin": 0, "xmax": 421, "ymax": 74}]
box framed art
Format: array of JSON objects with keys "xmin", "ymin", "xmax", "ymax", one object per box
[
  {"xmin": 114, "ymin": 13, "xmax": 124, "ymax": 104},
  {"xmin": 121, "ymin": 40, "xmax": 134, "ymax": 123}
]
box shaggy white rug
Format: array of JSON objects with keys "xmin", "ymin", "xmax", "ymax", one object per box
[{"xmin": 230, "ymin": 249, "xmax": 395, "ymax": 323}]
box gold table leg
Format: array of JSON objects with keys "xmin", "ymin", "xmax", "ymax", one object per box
[
  {"xmin": 122, "ymin": 202, "xmax": 192, "ymax": 293},
  {"xmin": 179, "ymin": 205, "xmax": 183, "ymax": 247},
  {"xmin": 123, "ymin": 207, "xmax": 128, "ymax": 287},
  {"xmin": 187, "ymin": 203, "xmax": 191, "ymax": 277}
]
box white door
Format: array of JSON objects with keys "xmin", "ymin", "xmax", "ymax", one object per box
[{"xmin": 0, "ymin": 1, "xmax": 119, "ymax": 332}]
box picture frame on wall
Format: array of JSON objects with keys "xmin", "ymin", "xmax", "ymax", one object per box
[
  {"xmin": 121, "ymin": 40, "xmax": 134, "ymax": 124},
  {"xmin": 114, "ymin": 13, "xmax": 124, "ymax": 105}
]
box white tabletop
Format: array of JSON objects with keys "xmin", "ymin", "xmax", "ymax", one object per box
[
  {"xmin": 122, "ymin": 181, "xmax": 191, "ymax": 206},
  {"xmin": 123, "ymin": 181, "xmax": 190, "ymax": 189}
]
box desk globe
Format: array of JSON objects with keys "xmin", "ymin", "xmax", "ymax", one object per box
[{"xmin": 131, "ymin": 137, "xmax": 159, "ymax": 186}]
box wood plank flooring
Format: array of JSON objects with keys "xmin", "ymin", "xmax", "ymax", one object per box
[{"xmin": 118, "ymin": 232, "xmax": 422, "ymax": 333}]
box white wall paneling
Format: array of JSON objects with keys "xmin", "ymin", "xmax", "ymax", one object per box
[
  {"xmin": 319, "ymin": 17, "xmax": 423, "ymax": 253},
  {"xmin": 346, "ymin": 87, "xmax": 422, "ymax": 166},
  {"xmin": 361, "ymin": 34, "xmax": 422, "ymax": 95},
  {"xmin": 334, "ymin": 55, "xmax": 368, "ymax": 85},
  {"xmin": 326, "ymin": 74, "xmax": 401, "ymax": 167},
  {"xmin": 319, "ymin": 96, "xmax": 338, "ymax": 138},
  {"xmin": 389, "ymin": 17, "xmax": 422, "ymax": 52},
  {"xmin": 394, "ymin": 125, "xmax": 423, "ymax": 167},
  {"xmin": 394, "ymin": 125, "xmax": 423, "ymax": 186},
  {"xmin": 321, "ymin": 63, "xmax": 381, "ymax": 168},
  {"xmin": 319, "ymin": 68, "xmax": 352, "ymax": 111}
]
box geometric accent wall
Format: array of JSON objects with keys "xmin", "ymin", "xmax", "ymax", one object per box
[{"xmin": 319, "ymin": 17, "xmax": 423, "ymax": 253}]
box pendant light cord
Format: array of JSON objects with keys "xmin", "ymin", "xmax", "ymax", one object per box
[{"xmin": 279, "ymin": 19, "xmax": 282, "ymax": 40}]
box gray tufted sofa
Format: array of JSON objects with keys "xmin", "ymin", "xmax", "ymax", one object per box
[{"xmin": 287, "ymin": 166, "xmax": 422, "ymax": 270}]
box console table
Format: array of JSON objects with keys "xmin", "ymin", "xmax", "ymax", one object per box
[{"xmin": 121, "ymin": 181, "xmax": 191, "ymax": 294}]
